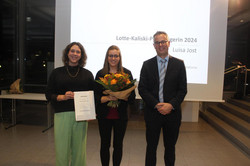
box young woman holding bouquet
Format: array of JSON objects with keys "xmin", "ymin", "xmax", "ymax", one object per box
[
  {"xmin": 45, "ymin": 42, "xmax": 94, "ymax": 166},
  {"xmin": 94, "ymin": 45, "xmax": 136, "ymax": 166}
]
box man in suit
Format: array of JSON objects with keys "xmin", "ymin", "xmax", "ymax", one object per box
[{"xmin": 138, "ymin": 31, "xmax": 187, "ymax": 166}]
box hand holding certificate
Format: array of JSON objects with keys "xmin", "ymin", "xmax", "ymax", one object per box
[{"xmin": 74, "ymin": 91, "xmax": 96, "ymax": 121}]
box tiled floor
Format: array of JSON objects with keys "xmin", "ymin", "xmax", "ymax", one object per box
[{"xmin": 0, "ymin": 113, "xmax": 249, "ymax": 166}]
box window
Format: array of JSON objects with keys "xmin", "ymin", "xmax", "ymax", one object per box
[
  {"xmin": 0, "ymin": 0, "xmax": 55, "ymax": 93},
  {"xmin": 0, "ymin": 0, "xmax": 18, "ymax": 89}
]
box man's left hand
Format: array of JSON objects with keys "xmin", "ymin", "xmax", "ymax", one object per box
[{"xmin": 156, "ymin": 103, "xmax": 173, "ymax": 115}]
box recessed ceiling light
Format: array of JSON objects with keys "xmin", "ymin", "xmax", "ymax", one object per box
[
  {"xmin": 240, "ymin": 19, "xmax": 244, "ymax": 22},
  {"xmin": 26, "ymin": 17, "xmax": 32, "ymax": 22}
]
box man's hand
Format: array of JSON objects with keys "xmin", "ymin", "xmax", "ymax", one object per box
[{"xmin": 155, "ymin": 103, "xmax": 173, "ymax": 115}]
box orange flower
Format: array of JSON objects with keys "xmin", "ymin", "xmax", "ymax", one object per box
[
  {"xmin": 115, "ymin": 73, "xmax": 123, "ymax": 78},
  {"xmin": 104, "ymin": 74, "xmax": 110, "ymax": 79},
  {"xmin": 100, "ymin": 77, "xmax": 108, "ymax": 85},
  {"xmin": 110, "ymin": 79, "xmax": 117, "ymax": 85},
  {"xmin": 126, "ymin": 79, "xmax": 131, "ymax": 84}
]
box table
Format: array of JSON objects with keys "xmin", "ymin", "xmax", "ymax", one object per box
[{"xmin": 0, "ymin": 93, "xmax": 52, "ymax": 130}]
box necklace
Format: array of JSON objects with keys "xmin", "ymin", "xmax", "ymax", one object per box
[{"xmin": 66, "ymin": 66, "xmax": 80, "ymax": 78}]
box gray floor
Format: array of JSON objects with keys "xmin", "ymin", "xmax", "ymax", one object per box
[{"xmin": 1, "ymin": 118, "xmax": 249, "ymax": 166}]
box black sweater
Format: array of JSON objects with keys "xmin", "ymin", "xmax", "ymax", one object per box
[{"xmin": 45, "ymin": 66, "xmax": 94, "ymax": 113}]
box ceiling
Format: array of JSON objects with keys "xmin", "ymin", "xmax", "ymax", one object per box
[
  {"xmin": 4, "ymin": 0, "xmax": 250, "ymax": 30},
  {"xmin": 36, "ymin": 0, "xmax": 250, "ymax": 33},
  {"xmin": 24, "ymin": 0, "xmax": 250, "ymax": 30},
  {"xmin": 3, "ymin": 0, "xmax": 250, "ymax": 36},
  {"xmin": 227, "ymin": 0, "xmax": 250, "ymax": 31}
]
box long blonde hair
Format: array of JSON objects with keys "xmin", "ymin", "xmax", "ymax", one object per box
[{"xmin": 102, "ymin": 45, "xmax": 123, "ymax": 75}]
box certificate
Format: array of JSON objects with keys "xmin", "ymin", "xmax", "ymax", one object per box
[{"xmin": 74, "ymin": 91, "xmax": 96, "ymax": 121}]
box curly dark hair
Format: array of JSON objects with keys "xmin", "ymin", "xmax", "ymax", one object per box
[{"xmin": 62, "ymin": 42, "xmax": 87, "ymax": 67}]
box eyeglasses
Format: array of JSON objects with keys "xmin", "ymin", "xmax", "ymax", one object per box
[
  {"xmin": 154, "ymin": 40, "xmax": 168, "ymax": 45},
  {"xmin": 108, "ymin": 54, "xmax": 119, "ymax": 58},
  {"xmin": 70, "ymin": 49, "xmax": 81, "ymax": 54}
]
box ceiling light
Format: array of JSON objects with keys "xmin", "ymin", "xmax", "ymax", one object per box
[{"xmin": 26, "ymin": 17, "xmax": 32, "ymax": 22}]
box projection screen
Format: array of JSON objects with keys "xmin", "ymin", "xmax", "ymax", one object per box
[{"xmin": 55, "ymin": 0, "xmax": 228, "ymax": 102}]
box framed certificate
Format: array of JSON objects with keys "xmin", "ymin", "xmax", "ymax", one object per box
[{"xmin": 74, "ymin": 91, "xmax": 96, "ymax": 121}]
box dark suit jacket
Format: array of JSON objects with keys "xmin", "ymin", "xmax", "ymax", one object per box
[
  {"xmin": 138, "ymin": 55, "xmax": 187, "ymax": 122},
  {"xmin": 94, "ymin": 68, "xmax": 136, "ymax": 120}
]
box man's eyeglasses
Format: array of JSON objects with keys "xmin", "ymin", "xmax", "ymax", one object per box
[
  {"xmin": 154, "ymin": 40, "xmax": 168, "ymax": 45},
  {"xmin": 108, "ymin": 54, "xmax": 119, "ymax": 58}
]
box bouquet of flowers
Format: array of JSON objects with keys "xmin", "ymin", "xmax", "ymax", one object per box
[{"xmin": 96, "ymin": 73, "xmax": 136, "ymax": 108}]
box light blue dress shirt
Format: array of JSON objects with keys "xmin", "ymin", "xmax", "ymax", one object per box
[{"xmin": 157, "ymin": 55, "xmax": 169, "ymax": 77}]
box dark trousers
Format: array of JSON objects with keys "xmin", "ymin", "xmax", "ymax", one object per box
[
  {"xmin": 145, "ymin": 117, "xmax": 181, "ymax": 166},
  {"xmin": 98, "ymin": 119, "xmax": 128, "ymax": 166}
]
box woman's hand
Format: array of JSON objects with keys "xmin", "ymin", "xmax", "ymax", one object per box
[
  {"xmin": 57, "ymin": 91, "xmax": 74, "ymax": 101},
  {"xmin": 101, "ymin": 95, "xmax": 118, "ymax": 103}
]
